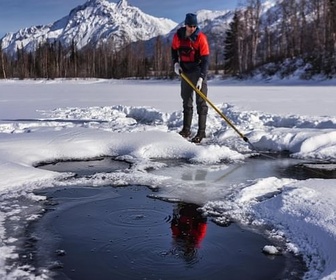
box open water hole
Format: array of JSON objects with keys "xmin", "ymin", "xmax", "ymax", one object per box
[{"xmin": 27, "ymin": 155, "xmax": 336, "ymax": 279}]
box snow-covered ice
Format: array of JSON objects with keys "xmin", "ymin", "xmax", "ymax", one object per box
[{"xmin": 0, "ymin": 77, "xmax": 336, "ymax": 279}]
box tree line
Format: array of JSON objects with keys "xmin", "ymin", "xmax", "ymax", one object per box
[
  {"xmin": 0, "ymin": 38, "xmax": 172, "ymax": 80},
  {"xmin": 224, "ymin": 0, "xmax": 336, "ymax": 78},
  {"xmin": 1, "ymin": 0, "xmax": 335, "ymax": 80}
]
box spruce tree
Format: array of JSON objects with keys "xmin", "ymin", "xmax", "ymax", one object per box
[{"xmin": 224, "ymin": 11, "xmax": 241, "ymax": 77}]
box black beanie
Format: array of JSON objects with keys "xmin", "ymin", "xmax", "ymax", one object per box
[{"xmin": 185, "ymin": 13, "xmax": 198, "ymax": 26}]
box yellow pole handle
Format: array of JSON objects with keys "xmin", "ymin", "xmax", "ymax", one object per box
[{"xmin": 180, "ymin": 72, "xmax": 248, "ymax": 142}]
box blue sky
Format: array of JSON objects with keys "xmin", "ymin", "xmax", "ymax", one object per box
[{"xmin": 0, "ymin": 0, "xmax": 240, "ymax": 38}]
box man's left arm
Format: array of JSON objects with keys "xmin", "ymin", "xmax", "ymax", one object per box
[{"xmin": 199, "ymin": 34, "xmax": 210, "ymax": 79}]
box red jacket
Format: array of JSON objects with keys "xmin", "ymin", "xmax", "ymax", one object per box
[{"xmin": 171, "ymin": 27, "xmax": 210, "ymax": 78}]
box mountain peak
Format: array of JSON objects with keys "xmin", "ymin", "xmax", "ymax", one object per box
[
  {"xmin": 1, "ymin": 0, "xmax": 177, "ymax": 54},
  {"xmin": 89, "ymin": 0, "xmax": 104, "ymax": 3},
  {"xmin": 116, "ymin": 0, "xmax": 128, "ymax": 9},
  {"xmin": 84, "ymin": 0, "xmax": 106, "ymax": 7}
]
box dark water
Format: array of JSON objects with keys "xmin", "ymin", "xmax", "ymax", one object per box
[
  {"xmin": 32, "ymin": 186, "xmax": 303, "ymax": 280},
  {"xmin": 36, "ymin": 156, "xmax": 131, "ymax": 176},
  {"xmin": 27, "ymin": 156, "xmax": 336, "ymax": 279}
]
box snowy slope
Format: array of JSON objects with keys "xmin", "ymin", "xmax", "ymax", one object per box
[{"xmin": 1, "ymin": 0, "xmax": 177, "ymax": 55}]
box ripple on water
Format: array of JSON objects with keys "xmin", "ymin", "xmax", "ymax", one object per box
[
  {"xmin": 30, "ymin": 186, "xmax": 305, "ymax": 280},
  {"xmin": 105, "ymin": 207, "xmax": 171, "ymax": 228}
]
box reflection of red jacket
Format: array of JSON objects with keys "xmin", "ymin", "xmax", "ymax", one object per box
[{"xmin": 171, "ymin": 216, "xmax": 207, "ymax": 247}]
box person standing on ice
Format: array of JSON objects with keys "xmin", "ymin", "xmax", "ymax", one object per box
[{"xmin": 171, "ymin": 13, "xmax": 210, "ymax": 143}]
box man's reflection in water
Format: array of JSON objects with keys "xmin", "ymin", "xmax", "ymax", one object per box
[
  {"xmin": 181, "ymin": 169, "xmax": 207, "ymax": 182},
  {"xmin": 170, "ymin": 203, "xmax": 207, "ymax": 263}
]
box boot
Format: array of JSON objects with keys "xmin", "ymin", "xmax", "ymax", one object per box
[
  {"xmin": 179, "ymin": 112, "xmax": 193, "ymax": 138},
  {"xmin": 179, "ymin": 129, "xmax": 191, "ymax": 138},
  {"xmin": 191, "ymin": 114, "xmax": 206, "ymax": 143}
]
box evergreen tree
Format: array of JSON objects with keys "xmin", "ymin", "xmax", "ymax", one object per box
[
  {"xmin": 0, "ymin": 40, "xmax": 6, "ymax": 79},
  {"xmin": 224, "ymin": 11, "xmax": 241, "ymax": 76}
]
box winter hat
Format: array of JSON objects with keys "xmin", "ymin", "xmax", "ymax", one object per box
[{"xmin": 185, "ymin": 13, "xmax": 198, "ymax": 26}]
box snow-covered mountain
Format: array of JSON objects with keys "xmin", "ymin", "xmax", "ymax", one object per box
[
  {"xmin": 1, "ymin": 0, "xmax": 279, "ymax": 58},
  {"xmin": 134, "ymin": 9, "xmax": 234, "ymax": 59},
  {"xmin": 1, "ymin": 0, "xmax": 177, "ymax": 55},
  {"xmin": 170, "ymin": 9, "xmax": 233, "ymax": 38}
]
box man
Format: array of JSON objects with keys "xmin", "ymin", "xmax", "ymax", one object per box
[{"xmin": 171, "ymin": 13, "xmax": 210, "ymax": 143}]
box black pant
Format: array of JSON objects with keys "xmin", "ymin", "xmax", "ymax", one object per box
[{"xmin": 180, "ymin": 71, "xmax": 208, "ymax": 115}]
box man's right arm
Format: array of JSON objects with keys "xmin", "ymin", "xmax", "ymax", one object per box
[
  {"xmin": 171, "ymin": 33, "xmax": 179, "ymax": 64},
  {"xmin": 171, "ymin": 48, "xmax": 179, "ymax": 64}
]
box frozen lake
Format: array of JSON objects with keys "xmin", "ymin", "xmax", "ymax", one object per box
[
  {"xmin": 1, "ymin": 79, "xmax": 336, "ymax": 278},
  {"xmin": 19, "ymin": 154, "xmax": 330, "ymax": 279}
]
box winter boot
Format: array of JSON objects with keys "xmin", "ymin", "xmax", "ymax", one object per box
[
  {"xmin": 179, "ymin": 112, "xmax": 193, "ymax": 138},
  {"xmin": 179, "ymin": 129, "xmax": 191, "ymax": 138},
  {"xmin": 191, "ymin": 114, "xmax": 206, "ymax": 143}
]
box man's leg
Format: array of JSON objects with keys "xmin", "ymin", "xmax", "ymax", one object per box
[
  {"xmin": 179, "ymin": 77, "xmax": 194, "ymax": 137},
  {"xmin": 192, "ymin": 78, "xmax": 208, "ymax": 143}
]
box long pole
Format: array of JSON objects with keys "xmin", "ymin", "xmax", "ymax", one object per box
[{"xmin": 180, "ymin": 72, "xmax": 249, "ymax": 143}]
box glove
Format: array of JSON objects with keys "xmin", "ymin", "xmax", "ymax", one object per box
[
  {"xmin": 196, "ymin": 77, "xmax": 203, "ymax": 90},
  {"xmin": 174, "ymin": 62, "xmax": 182, "ymax": 75}
]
